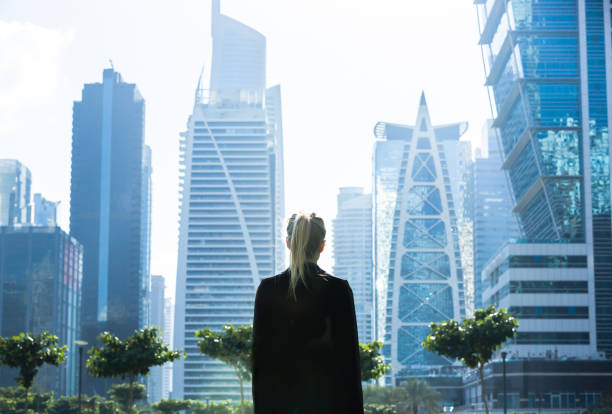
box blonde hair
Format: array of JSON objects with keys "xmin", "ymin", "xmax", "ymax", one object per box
[{"xmin": 287, "ymin": 212, "xmax": 326, "ymax": 300}]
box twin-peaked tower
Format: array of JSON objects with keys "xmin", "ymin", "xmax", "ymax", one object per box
[
  {"xmin": 376, "ymin": 94, "xmax": 467, "ymax": 385},
  {"xmin": 173, "ymin": 0, "xmax": 284, "ymax": 401}
]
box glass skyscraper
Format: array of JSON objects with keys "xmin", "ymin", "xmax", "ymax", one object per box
[
  {"xmin": 474, "ymin": 0, "xmax": 612, "ymax": 358},
  {"xmin": 0, "ymin": 226, "xmax": 83, "ymax": 396},
  {"xmin": 0, "ymin": 159, "xmax": 31, "ymax": 226},
  {"xmin": 33, "ymin": 193, "xmax": 60, "ymax": 227},
  {"xmin": 375, "ymin": 94, "xmax": 467, "ymax": 385},
  {"xmin": 473, "ymin": 121, "xmax": 519, "ymax": 310},
  {"xmin": 70, "ymin": 68, "xmax": 152, "ymax": 394},
  {"xmin": 173, "ymin": 0, "xmax": 285, "ymax": 401},
  {"xmin": 332, "ymin": 187, "xmax": 374, "ymax": 344}
]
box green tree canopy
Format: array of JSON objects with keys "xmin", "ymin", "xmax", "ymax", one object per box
[
  {"xmin": 151, "ymin": 398, "xmax": 191, "ymax": 414},
  {"xmin": 108, "ymin": 383, "xmax": 147, "ymax": 412},
  {"xmin": 364, "ymin": 403, "xmax": 397, "ymax": 414},
  {"xmin": 0, "ymin": 331, "xmax": 66, "ymax": 411},
  {"xmin": 196, "ymin": 325, "xmax": 252, "ymax": 404},
  {"xmin": 398, "ymin": 379, "xmax": 441, "ymax": 414},
  {"xmin": 190, "ymin": 399, "xmax": 235, "ymax": 414},
  {"xmin": 423, "ymin": 306, "xmax": 518, "ymax": 414},
  {"xmin": 197, "ymin": 323, "xmax": 388, "ymax": 403},
  {"xmin": 86, "ymin": 327, "xmax": 181, "ymax": 412},
  {"xmin": 360, "ymin": 341, "xmax": 390, "ymax": 381}
]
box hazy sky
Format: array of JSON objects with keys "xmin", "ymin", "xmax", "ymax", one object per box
[{"xmin": 0, "ymin": 0, "xmax": 490, "ymax": 299}]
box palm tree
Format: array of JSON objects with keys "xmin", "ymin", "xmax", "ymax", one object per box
[{"xmin": 397, "ymin": 380, "xmax": 442, "ymax": 414}]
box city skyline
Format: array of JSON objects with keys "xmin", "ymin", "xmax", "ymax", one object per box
[{"xmin": 0, "ymin": 0, "xmax": 490, "ymax": 300}]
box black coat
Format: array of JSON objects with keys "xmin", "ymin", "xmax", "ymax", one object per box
[{"xmin": 252, "ymin": 263, "xmax": 364, "ymax": 414}]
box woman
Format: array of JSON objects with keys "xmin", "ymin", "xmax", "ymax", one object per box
[{"xmin": 252, "ymin": 212, "xmax": 364, "ymax": 414}]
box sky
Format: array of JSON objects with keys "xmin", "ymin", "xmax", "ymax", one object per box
[{"xmin": 0, "ymin": 0, "xmax": 491, "ymax": 300}]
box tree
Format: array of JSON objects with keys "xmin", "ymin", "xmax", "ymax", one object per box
[
  {"xmin": 423, "ymin": 306, "xmax": 518, "ymax": 414},
  {"xmin": 197, "ymin": 323, "xmax": 389, "ymax": 403},
  {"xmin": 398, "ymin": 380, "xmax": 441, "ymax": 414},
  {"xmin": 364, "ymin": 404, "xmax": 397, "ymax": 414},
  {"xmin": 190, "ymin": 400, "xmax": 235, "ymax": 414},
  {"xmin": 151, "ymin": 398, "xmax": 191, "ymax": 414},
  {"xmin": 86, "ymin": 327, "xmax": 181, "ymax": 413},
  {"xmin": 0, "ymin": 331, "xmax": 66, "ymax": 411},
  {"xmin": 108, "ymin": 383, "xmax": 147, "ymax": 412},
  {"xmin": 196, "ymin": 325, "xmax": 253, "ymax": 404},
  {"xmin": 48, "ymin": 395, "xmax": 121, "ymax": 414},
  {"xmin": 360, "ymin": 341, "xmax": 390, "ymax": 382},
  {"xmin": 363, "ymin": 385, "xmax": 405, "ymax": 406},
  {"xmin": 586, "ymin": 396, "xmax": 612, "ymax": 414}
]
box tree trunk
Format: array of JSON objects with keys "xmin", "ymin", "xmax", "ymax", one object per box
[
  {"xmin": 479, "ymin": 363, "xmax": 490, "ymax": 414},
  {"xmin": 24, "ymin": 386, "xmax": 29, "ymax": 414},
  {"xmin": 237, "ymin": 369, "xmax": 244, "ymax": 405},
  {"xmin": 128, "ymin": 376, "xmax": 135, "ymax": 413},
  {"xmin": 412, "ymin": 403, "xmax": 418, "ymax": 414}
]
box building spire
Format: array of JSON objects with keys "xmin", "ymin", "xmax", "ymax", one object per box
[{"xmin": 419, "ymin": 90, "xmax": 427, "ymax": 107}]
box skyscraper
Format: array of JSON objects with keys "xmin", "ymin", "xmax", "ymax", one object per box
[
  {"xmin": 149, "ymin": 275, "xmax": 166, "ymax": 403},
  {"xmin": 0, "ymin": 159, "xmax": 31, "ymax": 226},
  {"xmin": 472, "ymin": 121, "xmax": 519, "ymax": 311},
  {"xmin": 33, "ymin": 193, "xmax": 60, "ymax": 227},
  {"xmin": 332, "ymin": 187, "xmax": 374, "ymax": 344},
  {"xmin": 162, "ymin": 297, "xmax": 174, "ymax": 400},
  {"xmin": 0, "ymin": 226, "xmax": 83, "ymax": 396},
  {"xmin": 474, "ymin": 0, "xmax": 612, "ymax": 358},
  {"xmin": 70, "ymin": 68, "xmax": 151, "ymax": 393},
  {"xmin": 375, "ymin": 94, "xmax": 467, "ymax": 385},
  {"xmin": 173, "ymin": 1, "xmax": 284, "ymax": 401}
]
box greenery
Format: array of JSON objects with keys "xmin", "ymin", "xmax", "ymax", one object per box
[
  {"xmin": 360, "ymin": 341, "xmax": 391, "ymax": 382},
  {"xmin": 190, "ymin": 399, "xmax": 252, "ymax": 414},
  {"xmin": 151, "ymin": 398, "xmax": 191, "ymax": 414},
  {"xmin": 364, "ymin": 380, "xmax": 441, "ymax": 414},
  {"xmin": 86, "ymin": 327, "xmax": 181, "ymax": 413},
  {"xmin": 196, "ymin": 325, "xmax": 253, "ymax": 404},
  {"xmin": 0, "ymin": 331, "xmax": 66, "ymax": 412},
  {"xmin": 108, "ymin": 383, "xmax": 147, "ymax": 412},
  {"xmin": 364, "ymin": 403, "xmax": 396, "ymax": 414},
  {"xmin": 423, "ymin": 305, "xmax": 518, "ymax": 414},
  {"xmin": 586, "ymin": 396, "xmax": 612, "ymax": 414},
  {"xmin": 196, "ymin": 323, "xmax": 389, "ymax": 404},
  {"xmin": 397, "ymin": 380, "xmax": 441, "ymax": 414}
]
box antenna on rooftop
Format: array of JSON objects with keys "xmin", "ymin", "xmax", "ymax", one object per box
[{"xmin": 109, "ymin": 59, "xmax": 114, "ymax": 69}]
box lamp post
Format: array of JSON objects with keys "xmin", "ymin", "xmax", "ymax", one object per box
[
  {"xmin": 501, "ymin": 351, "xmax": 508, "ymax": 414},
  {"xmin": 74, "ymin": 340, "xmax": 88, "ymax": 414}
]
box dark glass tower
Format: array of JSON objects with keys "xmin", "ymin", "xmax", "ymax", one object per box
[
  {"xmin": 70, "ymin": 68, "xmax": 151, "ymax": 393},
  {"xmin": 0, "ymin": 226, "xmax": 83, "ymax": 396}
]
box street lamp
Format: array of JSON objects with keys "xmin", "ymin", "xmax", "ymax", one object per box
[
  {"xmin": 74, "ymin": 340, "xmax": 88, "ymax": 414},
  {"xmin": 501, "ymin": 351, "xmax": 508, "ymax": 414}
]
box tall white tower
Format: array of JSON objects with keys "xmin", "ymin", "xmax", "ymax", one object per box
[
  {"xmin": 333, "ymin": 187, "xmax": 374, "ymax": 344},
  {"xmin": 173, "ymin": 0, "xmax": 284, "ymax": 401},
  {"xmin": 376, "ymin": 94, "xmax": 467, "ymax": 385}
]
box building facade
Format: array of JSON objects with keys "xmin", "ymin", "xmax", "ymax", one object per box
[
  {"xmin": 0, "ymin": 226, "xmax": 83, "ymax": 396},
  {"xmin": 474, "ymin": 0, "xmax": 612, "ymax": 359},
  {"xmin": 473, "ymin": 121, "xmax": 519, "ymax": 311},
  {"xmin": 33, "ymin": 193, "xmax": 60, "ymax": 227},
  {"xmin": 0, "ymin": 159, "xmax": 31, "ymax": 226},
  {"xmin": 375, "ymin": 94, "xmax": 467, "ymax": 385},
  {"xmin": 70, "ymin": 68, "xmax": 151, "ymax": 394},
  {"xmin": 162, "ymin": 297, "xmax": 174, "ymax": 400},
  {"xmin": 148, "ymin": 275, "xmax": 166, "ymax": 403},
  {"xmin": 173, "ymin": 1, "xmax": 284, "ymax": 401},
  {"xmin": 332, "ymin": 187, "xmax": 374, "ymax": 344}
]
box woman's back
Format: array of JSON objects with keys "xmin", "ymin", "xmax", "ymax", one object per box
[{"xmin": 252, "ymin": 262, "xmax": 364, "ymax": 414}]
